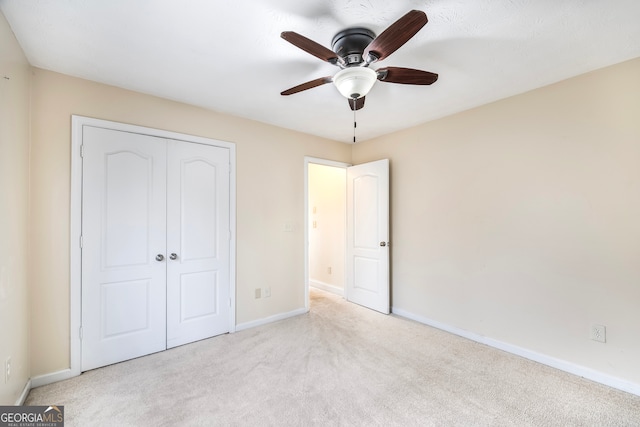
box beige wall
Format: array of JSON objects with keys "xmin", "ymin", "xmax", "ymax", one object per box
[
  {"xmin": 353, "ymin": 57, "xmax": 640, "ymax": 384},
  {"xmin": 308, "ymin": 164, "xmax": 346, "ymax": 290},
  {"xmin": 29, "ymin": 69, "xmax": 351, "ymax": 377},
  {"xmin": 0, "ymin": 12, "xmax": 31, "ymax": 404}
]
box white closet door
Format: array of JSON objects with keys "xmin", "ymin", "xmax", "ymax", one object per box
[
  {"xmin": 166, "ymin": 141, "xmax": 231, "ymax": 348},
  {"xmin": 81, "ymin": 126, "xmax": 167, "ymax": 371}
]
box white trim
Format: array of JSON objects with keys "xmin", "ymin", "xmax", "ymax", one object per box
[
  {"xmin": 309, "ymin": 280, "xmax": 344, "ymax": 297},
  {"xmin": 70, "ymin": 115, "xmax": 237, "ymax": 376},
  {"xmin": 303, "ymin": 156, "xmax": 350, "ymax": 312},
  {"xmin": 392, "ymin": 306, "xmax": 640, "ymax": 397},
  {"xmin": 70, "ymin": 117, "xmax": 83, "ymax": 379},
  {"xmin": 30, "ymin": 369, "xmax": 75, "ymax": 388},
  {"xmin": 235, "ymin": 308, "xmax": 308, "ymax": 332},
  {"xmin": 15, "ymin": 379, "xmax": 31, "ymax": 405},
  {"xmin": 228, "ymin": 142, "xmax": 237, "ymax": 334},
  {"xmin": 305, "ymin": 156, "xmax": 352, "ymax": 169}
]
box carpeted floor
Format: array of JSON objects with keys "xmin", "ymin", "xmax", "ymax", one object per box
[{"xmin": 26, "ymin": 288, "xmax": 640, "ymax": 426}]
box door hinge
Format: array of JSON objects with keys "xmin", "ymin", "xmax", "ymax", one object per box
[
  {"xmin": 229, "ymin": 298, "xmax": 232, "ymax": 308},
  {"xmin": 80, "ymin": 144, "xmax": 84, "ymax": 158},
  {"xmin": 80, "ymin": 235, "xmax": 83, "ymax": 248},
  {"xmin": 79, "ymin": 326, "xmax": 83, "ymax": 340},
  {"xmin": 228, "ymin": 230, "xmax": 232, "ymax": 241}
]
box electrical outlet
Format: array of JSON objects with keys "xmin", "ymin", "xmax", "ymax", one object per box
[
  {"xmin": 255, "ymin": 288, "xmax": 261, "ymax": 299},
  {"xmin": 263, "ymin": 287, "xmax": 271, "ymax": 298},
  {"xmin": 591, "ymin": 324, "xmax": 606, "ymax": 343},
  {"xmin": 327, "ymin": 266, "xmax": 332, "ymax": 275},
  {"xmin": 5, "ymin": 357, "xmax": 11, "ymax": 383}
]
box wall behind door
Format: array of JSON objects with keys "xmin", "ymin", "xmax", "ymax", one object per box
[
  {"xmin": 308, "ymin": 164, "xmax": 346, "ymax": 293},
  {"xmin": 351, "ymin": 57, "xmax": 640, "ymax": 387}
]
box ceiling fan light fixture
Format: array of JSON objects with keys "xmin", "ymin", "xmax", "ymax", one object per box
[{"xmin": 333, "ymin": 67, "xmax": 377, "ymax": 99}]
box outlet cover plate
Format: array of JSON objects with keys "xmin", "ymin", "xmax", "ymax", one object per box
[
  {"xmin": 5, "ymin": 357, "xmax": 10, "ymax": 383},
  {"xmin": 591, "ymin": 324, "xmax": 606, "ymax": 343}
]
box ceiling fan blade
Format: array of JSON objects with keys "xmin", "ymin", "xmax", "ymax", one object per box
[
  {"xmin": 281, "ymin": 31, "xmax": 339, "ymax": 64},
  {"xmin": 377, "ymin": 67, "xmax": 438, "ymax": 85},
  {"xmin": 348, "ymin": 97, "xmax": 365, "ymax": 111},
  {"xmin": 281, "ymin": 76, "xmax": 333, "ymax": 96},
  {"xmin": 363, "ymin": 10, "xmax": 428, "ymax": 63}
]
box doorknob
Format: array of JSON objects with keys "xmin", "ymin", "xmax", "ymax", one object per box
[
  {"xmin": 379, "ymin": 242, "xmax": 390, "ymax": 247},
  {"xmin": 155, "ymin": 254, "xmax": 165, "ymax": 261},
  {"xmin": 169, "ymin": 253, "xmax": 178, "ymax": 260}
]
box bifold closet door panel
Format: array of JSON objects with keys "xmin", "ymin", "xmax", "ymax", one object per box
[
  {"xmin": 81, "ymin": 126, "xmax": 168, "ymax": 371},
  {"xmin": 166, "ymin": 141, "xmax": 231, "ymax": 348}
]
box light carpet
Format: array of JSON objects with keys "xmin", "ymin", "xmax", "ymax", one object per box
[{"xmin": 26, "ymin": 288, "xmax": 640, "ymax": 426}]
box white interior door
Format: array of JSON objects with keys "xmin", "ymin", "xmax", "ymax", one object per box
[
  {"xmin": 166, "ymin": 141, "xmax": 230, "ymax": 348},
  {"xmin": 81, "ymin": 126, "xmax": 168, "ymax": 371},
  {"xmin": 346, "ymin": 159, "xmax": 390, "ymax": 314}
]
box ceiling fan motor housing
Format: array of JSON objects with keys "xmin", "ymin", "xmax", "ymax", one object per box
[{"xmin": 331, "ymin": 28, "xmax": 376, "ymax": 66}]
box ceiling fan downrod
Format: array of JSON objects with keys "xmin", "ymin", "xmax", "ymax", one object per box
[{"xmin": 353, "ymin": 97, "xmax": 357, "ymax": 143}]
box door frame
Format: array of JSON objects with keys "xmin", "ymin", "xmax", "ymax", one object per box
[
  {"xmin": 70, "ymin": 115, "xmax": 237, "ymax": 377},
  {"xmin": 303, "ymin": 156, "xmax": 351, "ymax": 312}
]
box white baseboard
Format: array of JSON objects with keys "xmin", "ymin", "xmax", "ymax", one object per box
[
  {"xmin": 392, "ymin": 306, "xmax": 640, "ymax": 397},
  {"xmin": 309, "ymin": 280, "xmax": 344, "ymax": 297},
  {"xmin": 235, "ymin": 307, "xmax": 308, "ymax": 332},
  {"xmin": 15, "ymin": 379, "xmax": 31, "ymax": 405},
  {"xmin": 30, "ymin": 369, "xmax": 76, "ymax": 389}
]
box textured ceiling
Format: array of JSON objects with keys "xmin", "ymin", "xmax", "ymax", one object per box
[{"xmin": 2, "ymin": 0, "xmax": 640, "ymax": 143}]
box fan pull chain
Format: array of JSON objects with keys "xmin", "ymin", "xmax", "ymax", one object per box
[{"xmin": 353, "ymin": 98, "xmax": 357, "ymax": 143}]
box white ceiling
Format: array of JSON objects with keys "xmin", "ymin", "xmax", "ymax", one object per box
[{"xmin": 2, "ymin": 0, "xmax": 640, "ymax": 143}]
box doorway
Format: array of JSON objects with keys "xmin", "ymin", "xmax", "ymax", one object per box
[
  {"xmin": 304, "ymin": 157, "xmax": 349, "ymax": 310},
  {"xmin": 307, "ymin": 162, "xmax": 347, "ymax": 296},
  {"xmin": 304, "ymin": 156, "xmax": 391, "ymax": 314}
]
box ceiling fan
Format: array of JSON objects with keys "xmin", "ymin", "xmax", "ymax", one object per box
[{"xmin": 280, "ymin": 9, "xmax": 438, "ymax": 111}]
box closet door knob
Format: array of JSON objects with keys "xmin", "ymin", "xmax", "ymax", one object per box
[
  {"xmin": 169, "ymin": 253, "xmax": 178, "ymax": 260},
  {"xmin": 155, "ymin": 254, "xmax": 165, "ymax": 262}
]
